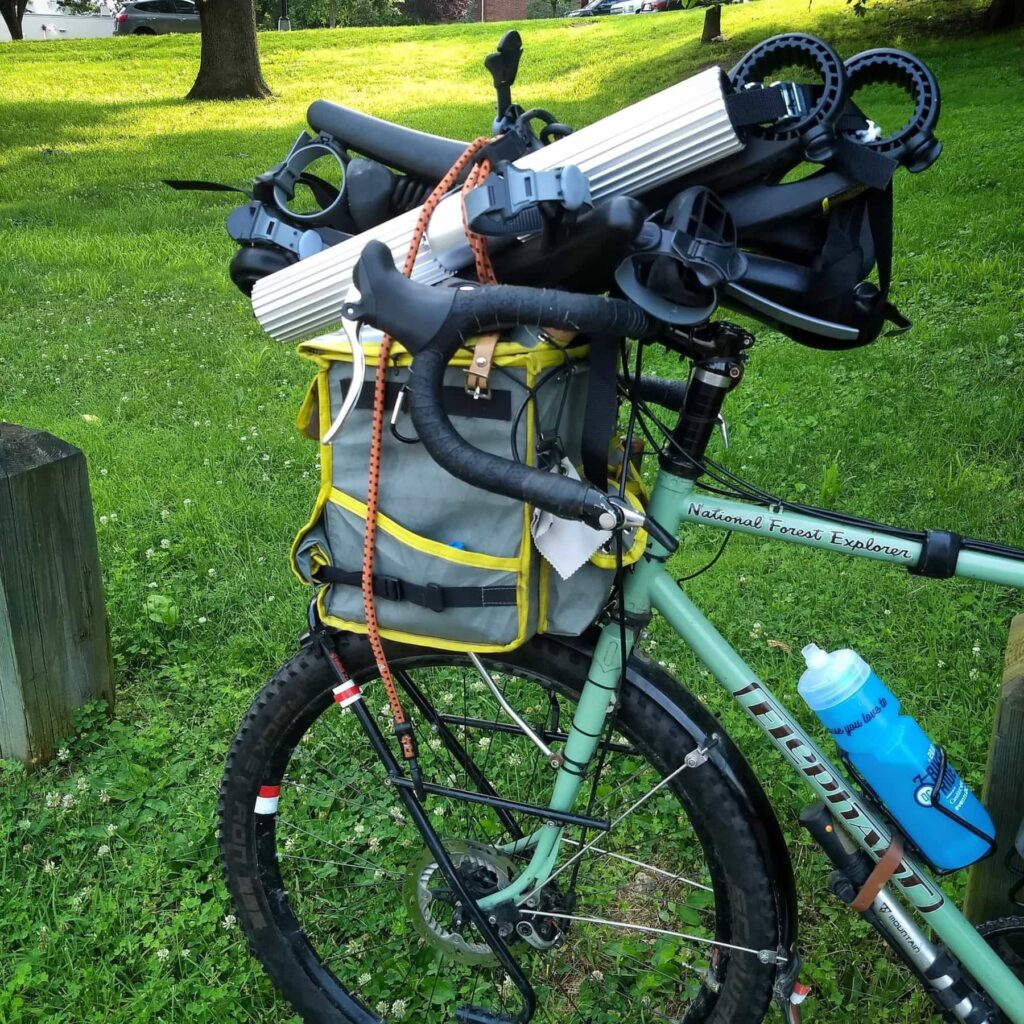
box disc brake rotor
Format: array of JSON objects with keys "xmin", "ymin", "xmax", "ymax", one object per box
[{"xmin": 404, "ymin": 840, "xmax": 518, "ymax": 965}]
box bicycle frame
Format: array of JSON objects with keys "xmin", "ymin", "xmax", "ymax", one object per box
[{"xmin": 480, "ymin": 468, "xmax": 1024, "ymax": 1023}]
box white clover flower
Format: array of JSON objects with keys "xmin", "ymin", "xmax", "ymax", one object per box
[
  {"xmin": 354, "ymin": 823, "xmax": 366, "ymax": 836},
  {"xmin": 61, "ymin": 794, "xmax": 76, "ymax": 810},
  {"xmin": 99, "ymin": 515, "xmax": 109, "ymax": 525},
  {"xmin": 432, "ymin": 807, "xmax": 445, "ymax": 818},
  {"xmin": 160, "ymin": 509, "xmax": 171, "ymax": 520},
  {"xmin": 99, "ymin": 468, "xmax": 108, "ymax": 477},
  {"xmin": 17, "ymin": 818, "xmax": 31, "ymax": 830},
  {"xmin": 76, "ymin": 777, "xmax": 88, "ymax": 793},
  {"xmin": 969, "ymin": 668, "xmax": 979, "ymax": 680},
  {"xmin": 97, "ymin": 844, "xmax": 110, "ymax": 856},
  {"xmin": 284, "ymin": 836, "xmax": 296, "ymax": 852},
  {"xmin": 367, "ymin": 836, "xmax": 382, "ymax": 853},
  {"xmin": 45, "ymin": 792, "xmax": 61, "ymax": 809},
  {"xmin": 57, "ymin": 747, "xmax": 70, "ymax": 763},
  {"xmin": 937, "ymin": 659, "xmax": 946, "ymax": 669},
  {"xmin": 590, "ymin": 969, "xmax": 605, "ymax": 982},
  {"xmin": 182, "ymin": 949, "xmax": 191, "ymax": 958},
  {"xmin": 375, "ymin": 1002, "xmax": 389, "ymax": 1017},
  {"xmin": 972, "ymin": 644, "xmax": 982, "ymax": 657},
  {"xmin": 428, "ymin": 738, "xmax": 443, "ymax": 753},
  {"xmin": 42, "ymin": 859, "xmax": 56, "ymax": 873},
  {"xmin": 145, "ymin": 548, "xmax": 156, "ymax": 560},
  {"xmin": 183, "ymin": 499, "xmax": 193, "ymax": 507},
  {"xmin": 99, "ymin": 789, "xmax": 110, "ymax": 805},
  {"xmin": 507, "ymin": 753, "xmax": 522, "ymax": 767},
  {"xmin": 160, "ymin": 539, "xmax": 170, "ymax": 550},
  {"xmin": 147, "ymin": 582, "xmax": 158, "ymax": 589},
  {"xmin": 106, "ymin": 823, "xmax": 117, "ymax": 836},
  {"xmin": 221, "ymin": 914, "xmax": 237, "ymax": 930},
  {"xmin": 884, "ymin": 609, "xmax": 892, "ymax": 616},
  {"xmin": 477, "ymin": 736, "xmax": 491, "ymax": 749},
  {"xmin": 197, "ymin": 617, "xmax": 207, "ymax": 625},
  {"xmin": 109, "ymin": 513, "xmax": 118, "ymax": 522},
  {"xmin": 391, "ymin": 999, "xmax": 407, "ymax": 1020},
  {"xmin": 471, "ymin": 681, "xmax": 486, "ymax": 693},
  {"xmin": 261, "ymin": 454, "xmax": 270, "ymax": 462},
  {"xmin": 207, "ymin": 568, "xmax": 216, "ymax": 577},
  {"xmin": 156, "ymin": 948, "xmax": 170, "ymax": 961},
  {"xmin": 389, "ymin": 806, "xmax": 404, "ymax": 822},
  {"xmin": 441, "ymin": 691, "xmax": 455, "ymax": 706}
]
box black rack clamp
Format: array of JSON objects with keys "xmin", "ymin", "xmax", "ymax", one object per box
[
  {"xmin": 255, "ymin": 130, "xmax": 350, "ymax": 226},
  {"xmin": 225, "ymin": 202, "xmax": 343, "ymax": 259},
  {"xmin": 615, "ymin": 187, "xmax": 748, "ymax": 327},
  {"xmin": 464, "ymin": 162, "xmax": 592, "ymax": 238}
]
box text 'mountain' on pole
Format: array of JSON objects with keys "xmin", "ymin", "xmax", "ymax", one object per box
[{"xmin": 187, "ymin": 0, "xmax": 272, "ymax": 101}]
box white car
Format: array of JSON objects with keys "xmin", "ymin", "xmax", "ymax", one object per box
[{"xmin": 609, "ymin": 0, "xmax": 642, "ymax": 12}]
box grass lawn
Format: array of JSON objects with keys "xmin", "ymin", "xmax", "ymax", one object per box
[{"xmin": 1, "ymin": 0, "xmax": 1023, "ymax": 1020}]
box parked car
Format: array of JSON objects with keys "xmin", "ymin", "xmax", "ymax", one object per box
[
  {"xmin": 638, "ymin": 0, "xmax": 681, "ymax": 10},
  {"xmin": 564, "ymin": 0, "xmax": 618, "ymax": 16},
  {"xmin": 609, "ymin": 0, "xmax": 641, "ymax": 11},
  {"xmin": 114, "ymin": 0, "xmax": 198, "ymax": 34}
]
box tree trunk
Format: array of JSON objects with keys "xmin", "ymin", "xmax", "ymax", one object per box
[
  {"xmin": 329, "ymin": 0, "xmax": 336, "ymax": 25},
  {"xmin": 0, "ymin": 0, "xmax": 27, "ymax": 39},
  {"xmin": 985, "ymin": 0, "xmax": 1024, "ymax": 28},
  {"xmin": 187, "ymin": 0, "xmax": 271, "ymax": 101},
  {"xmin": 700, "ymin": 3, "xmax": 721, "ymax": 43}
]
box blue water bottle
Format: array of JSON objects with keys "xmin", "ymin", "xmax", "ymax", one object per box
[{"xmin": 799, "ymin": 644, "xmax": 994, "ymax": 871}]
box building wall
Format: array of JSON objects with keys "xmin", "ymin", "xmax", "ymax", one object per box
[
  {"xmin": 466, "ymin": 0, "xmax": 527, "ymax": 21},
  {"xmin": 0, "ymin": 12, "xmax": 115, "ymax": 41}
]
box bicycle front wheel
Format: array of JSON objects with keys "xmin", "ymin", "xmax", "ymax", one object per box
[{"xmin": 220, "ymin": 632, "xmax": 780, "ymax": 1024}]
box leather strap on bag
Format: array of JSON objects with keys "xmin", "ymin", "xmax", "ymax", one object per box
[
  {"xmin": 851, "ymin": 834, "xmax": 905, "ymax": 912},
  {"xmin": 465, "ymin": 332, "xmax": 501, "ymax": 397}
]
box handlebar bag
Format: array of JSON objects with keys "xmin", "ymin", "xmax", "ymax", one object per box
[{"xmin": 291, "ymin": 327, "xmax": 646, "ymax": 653}]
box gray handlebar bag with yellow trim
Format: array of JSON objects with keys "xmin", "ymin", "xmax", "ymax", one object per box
[{"xmin": 292, "ymin": 327, "xmax": 646, "ymax": 653}]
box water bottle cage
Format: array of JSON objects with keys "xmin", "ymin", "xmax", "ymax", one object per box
[
  {"xmin": 836, "ymin": 747, "xmax": 996, "ymax": 876},
  {"xmin": 924, "ymin": 745, "xmax": 998, "ymax": 867}
]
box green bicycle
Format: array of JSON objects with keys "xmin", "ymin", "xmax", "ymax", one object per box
[
  {"xmin": 219, "ymin": 267, "xmax": 1024, "ymax": 1023},
  {"xmin": 212, "ymin": 29, "xmax": 1023, "ymax": 1024}
]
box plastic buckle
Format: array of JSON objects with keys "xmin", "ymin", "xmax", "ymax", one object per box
[
  {"xmin": 423, "ymin": 583, "xmax": 445, "ymax": 613},
  {"xmin": 380, "ymin": 576, "xmax": 404, "ymax": 602},
  {"xmin": 464, "ymin": 162, "xmax": 592, "ymax": 237}
]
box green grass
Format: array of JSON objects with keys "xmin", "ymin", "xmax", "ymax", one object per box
[{"xmin": 1, "ymin": 0, "xmax": 1023, "ymax": 1020}]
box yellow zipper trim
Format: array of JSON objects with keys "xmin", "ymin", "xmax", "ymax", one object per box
[{"xmin": 328, "ymin": 488, "xmax": 521, "ymax": 571}]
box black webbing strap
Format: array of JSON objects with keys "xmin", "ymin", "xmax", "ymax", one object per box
[
  {"xmin": 314, "ymin": 566, "xmax": 518, "ymax": 611},
  {"xmin": 866, "ymin": 183, "xmax": 913, "ymax": 334},
  {"xmin": 725, "ymin": 87, "xmax": 789, "ymax": 127},
  {"xmin": 580, "ymin": 333, "xmax": 620, "ymax": 492}
]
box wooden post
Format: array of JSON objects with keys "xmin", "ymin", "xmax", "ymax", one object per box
[
  {"xmin": 700, "ymin": 3, "xmax": 721, "ymax": 43},
  {"xmin": 966, "ymin": 613, "xmax": 1024, "ymax": 923},
  {"xmin": 0, "ymin": 423, "xmax": 114, "ymax": 766}
]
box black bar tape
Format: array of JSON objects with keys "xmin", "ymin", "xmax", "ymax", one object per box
[{"xmin": 909, "ymin": 530, "xmax": 963, "ymax": 579}]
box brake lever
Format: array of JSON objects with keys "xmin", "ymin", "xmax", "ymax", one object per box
[
  {"xmin": 321, "ymin": 286, "xmax": 367, "ymax": 445},
  {"xmin": 599, "ymin": 497, "xmax": 678, "ymax": 554}
]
